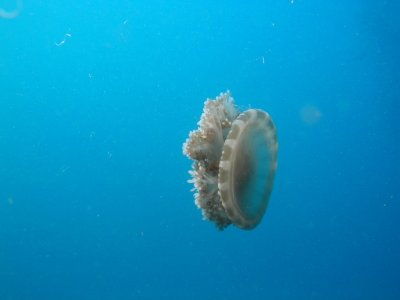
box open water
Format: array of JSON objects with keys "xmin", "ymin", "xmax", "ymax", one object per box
[{"xmin": 0, "ymin": 1, "xmax": 399, "ymax": 299}]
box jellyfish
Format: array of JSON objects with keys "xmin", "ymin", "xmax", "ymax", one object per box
[
  {"xmin": 0, "ymin": 0, "xmax": 23, "ymax": 19},
  {"xmin": 183, "ymin": 91, "xmax": 278, "ymax": 230}
]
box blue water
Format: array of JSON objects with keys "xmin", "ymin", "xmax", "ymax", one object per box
[{"xmin": 1, "ymin": 1, "xmax": 399, "ymax": 299}]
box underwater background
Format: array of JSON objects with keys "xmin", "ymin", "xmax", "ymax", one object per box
[{"xmin": 0, "ymin": 1, "xmax": 399, "ymax": 299}]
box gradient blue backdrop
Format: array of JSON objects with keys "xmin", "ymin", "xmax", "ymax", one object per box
[{"xmin": 1, "ymin": 1, "xmax": 399, "ymax": 299}]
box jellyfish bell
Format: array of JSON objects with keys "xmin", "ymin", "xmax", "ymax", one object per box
[
  {"xmin": 219, "ymin": 109, "xmax": 278, "ymax": 229},
  {"xmin": 183, "ymin": 91, "xmax": 278, "ymax": 230}
]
